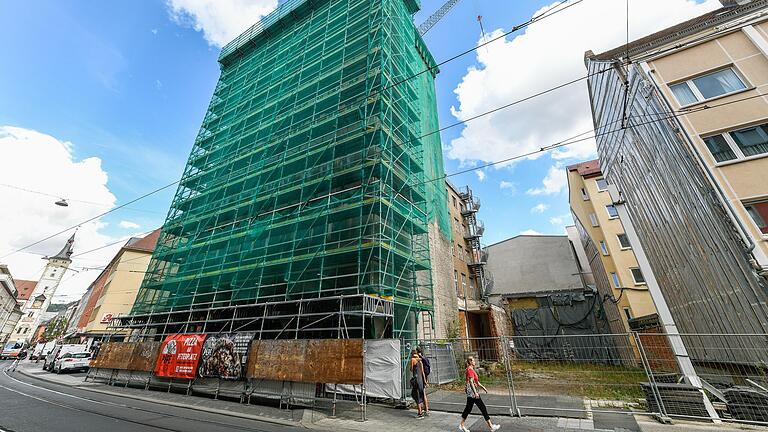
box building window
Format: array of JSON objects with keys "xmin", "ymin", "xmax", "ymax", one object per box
[
  {"xmin": 450, "ymin": 243, "xmax": 455, "ymax": 256},
  {"xmin": 454, "ymin": 218, "xmax": 460, "ymax": 232},
  {"xmin": 704, "ymin": 123, "xmax": 768, "ymax": 163},
  {"xmin": 610, "ymin": 272, "xmax": 620, "ymax": 288},
  {"xmin": 469, "ymin": 278, "xmax": 476, "ymax": 298},
  {"xmin": 630, "ymin": 268, "xmax": 646, "ymax": 285},
  {"xmin": 596, "ymin": 178, "xmax": 608, "ymax": 191},
  {"xmin": 461, "ymin": 273, "xmax": 467, "ymax": 297},
  {"xmin": 623, "ymin": 307, "xmax": 633, "ymax": 321},
  {"xmin": 581, "ymin": 188, "xmax": 589, "ymax": 200},
  {"xmin": 589, "ymin": 213, "xmax": 599, "ymax": 227},
  {"xmin": 606, "ymin": 205, "xmax": 618, "ymax": 219},
  {"xmin": 458, "ymin": 245, "xmax": 464, "ymax": 261},
  {"xmin": 744, "ymin": 200, "xmax": 768, "ymax": 234},
  {"xmin": 599, "ymin": 240, "xmax": 609, "ymax": 256},
  {"xmin": 454, "ymin": 270, "xmax": 459, "ymax": 296},
  {"xmin": 669, "ymin": 67, "xmax": 746, "ymax": 106},
  {"xmin": 617, "ymin": 233, "xmax": 631, "ymax": 249},
  {"xmin": 452, "ymin": 196, "xmax": 457, "ymax": 208}
]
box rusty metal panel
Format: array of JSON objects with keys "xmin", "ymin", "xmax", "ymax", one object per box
[
  {"xmin": 246, "ymin": 339, "xmax": 362, "ymax": 384},
  {"xmin": 91, "ymin": 342, "xmax": 136, "ymax": 370},
  {"xmin": 127, "ymin": 341, "xmax": 161, "ymax": 372}
]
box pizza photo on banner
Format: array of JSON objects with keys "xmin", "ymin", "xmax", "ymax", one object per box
[
  {"xmin": 198, "ymin": 332, "xmax": 255, "ymax": 380},
  {"xmin": 155, "ymin": 334, "xmax": 206, "ymax": 379}
]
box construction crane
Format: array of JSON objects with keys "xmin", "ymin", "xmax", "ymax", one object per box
[{"xmin": 417, "ymin": 0, "xmax": 462, "ymax": 36}]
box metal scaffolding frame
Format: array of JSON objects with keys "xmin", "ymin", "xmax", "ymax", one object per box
[{"xmin": 125, "ymin": 0, "xmax": 449, "ymax": 340}]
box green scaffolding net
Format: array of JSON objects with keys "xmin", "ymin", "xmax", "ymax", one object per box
[{"xmin": 130, "ymin": 0, "xmax": 448, "ymax": 339}]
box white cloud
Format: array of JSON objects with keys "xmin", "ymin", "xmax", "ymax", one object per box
[
  {"xmin": 166, "ymin": 0, "xmax": 279, "ymax": 47},
  {"xmin": 151, "ymin": 28, "xmax": 158, "ymax": 35},
  {"xmin": 531, "ymin": 203, "xmax": 548, "ymax": 214},
  {"xmin": 447, "ymin": 0, "xmax": 720, "ymax": 167},
  {"xmin": 499, "ymin": 181, "xmax": 515, "ymax": 190},
  {"xmin": 475, "ymin": 170, "xmax": 486, "ymax": 182},
  {"xmin": 119, "ymin": 220, "xmax": 141, "ymax": 229},
  {"xmin": 526, "ymin": 164, "xmax": 567, "ymax": 196},
  {"xmin": 519, "ymin": 229, "xmax": 542, "ymax": 236},
  {"xmin": 0, "ymin": 126, "xmax": 122, "ymax": 302},
  {"xmin": 549, "ymin": 213, "xmax": 572, "ymax": 226}
]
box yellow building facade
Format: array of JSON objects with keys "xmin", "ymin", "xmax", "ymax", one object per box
[
  {"xmin": 81, "ymin": 230, "xmax": 160, "ymax": 340},
  {"xmin": 568, "ymin": 160, "xmax": 657, "ymax": 332}
]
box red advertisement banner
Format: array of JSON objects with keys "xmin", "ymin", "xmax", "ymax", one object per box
[{"xmin": 154, "ymin": 334, "xmax": 206, "ymax": 379}]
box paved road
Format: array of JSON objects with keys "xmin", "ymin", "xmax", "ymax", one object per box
[{"xmin": 0, "ymin": 361, "xmax": 305, "ymax": 432}]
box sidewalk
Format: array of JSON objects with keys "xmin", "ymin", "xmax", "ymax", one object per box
[{"xmin": 12, "ymin": 361, "xmax": 768, "ymax": 432}]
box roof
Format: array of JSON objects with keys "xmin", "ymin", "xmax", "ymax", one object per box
[
  {"xmin": 486, "ymin": 235, "xmax": 585, "ymax": 297},
  {"xmin": 124, "ymin": 228, "xmax": 161, "ymax": 253},
  {"xmin": 50, "ymin": 232, "xmax": 75, "ymax": 261},
  {"xmin": 567, "ymin": 159, "xmax": 602, "ymax": 178},
  {"xmin": 15, "ymin": 279, "xmax": 37, "ymax": 300},
  {"xmin": 589, "ymin": 1, "xmax": 768, "ymax": 61}
]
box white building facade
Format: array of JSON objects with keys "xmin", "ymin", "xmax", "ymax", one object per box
[
  {"xmin": 10, "ymin": 234, "xmax": 75, "ymax": 343},
  {"xmin": 0, "ymin": 265, "xmax": 22, "ymax": 343}
]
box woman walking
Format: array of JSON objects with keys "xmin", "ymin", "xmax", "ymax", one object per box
[
  {"xmin": 409, "ymin": 350, "xmax": 428, "ymax": 418},
  {"xmin": 459, "ymin": 357, "xmax": 500, "ymax": 431}
]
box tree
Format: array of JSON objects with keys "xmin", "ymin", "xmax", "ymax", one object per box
[{"xmin": 40, "ymin": 316, "xmax": 68, "ymax": 342}]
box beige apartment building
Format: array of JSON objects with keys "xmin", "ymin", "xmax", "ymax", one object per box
[
  {"xmin": 78, "ymin": 230, "xmax": 160, "ymax": 343},
  {"xmin": 445, "ymin": 182, "xmax": 505, "ymax": 340},
  {"xmin": 567, "ymin": 160, "xmax": 657, "ymax": 333}
]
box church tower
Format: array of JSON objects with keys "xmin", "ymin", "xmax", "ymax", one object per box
[{"xmin": 10, "ymin": 233, "xmax": 75, "ymax": 343}]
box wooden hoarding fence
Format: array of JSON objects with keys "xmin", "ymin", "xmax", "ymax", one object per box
[{"xmin": 246, "ymin": 339, "xmax": 363, "ymax": 384}]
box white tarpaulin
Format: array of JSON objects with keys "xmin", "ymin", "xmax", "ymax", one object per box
[{"xmin": 327, "ymin": 339, "xmax": 401, "ymax": 399}]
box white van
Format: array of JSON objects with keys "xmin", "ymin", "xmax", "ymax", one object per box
[{"xmin": 44, "ymin": 344, "xmax": 87, "ymax": 371}]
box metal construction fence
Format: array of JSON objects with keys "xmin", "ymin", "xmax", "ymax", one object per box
[{"xmin": 403, "ymin": 333, "xmax": 768, "ymax": 426}]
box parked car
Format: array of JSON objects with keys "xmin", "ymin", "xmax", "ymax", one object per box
[
  {"xmin": 53, "ymin": 352, "xmax": 91, "ymax": 374},
  {"xmin": 1, "ymin": 340, "xmax": 27, "ymax": 360},
  {"xmin": 44, "ymin": 344, "xmax": 87, "ymax": 371}
]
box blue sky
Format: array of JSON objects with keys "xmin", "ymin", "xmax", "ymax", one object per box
[{"xmin": 0, "ymin": 0, "xmax": 718, "ymax": 300}]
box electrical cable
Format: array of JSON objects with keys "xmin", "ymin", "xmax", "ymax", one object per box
[
  {"xmin": 376, "ymin": 0, "xmax": 584, "ymax": 97},
  {"xmin": 0, "ymin": 183, "xmax": 166, "ymax": 215},
  {"xmin": 0, "ymin": 180, "xmax": 179, "ymax": 260},
  {"xmin": 5, "ymin": 15, "xmax": 764, "ymax": 263}
]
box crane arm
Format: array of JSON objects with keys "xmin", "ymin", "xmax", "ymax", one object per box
[{"xmin": 417, "ymin": 0, "xmax": 462, "ymax": 36}]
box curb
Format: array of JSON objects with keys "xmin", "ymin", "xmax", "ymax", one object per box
[{"xmin": 16, "ymin": 367, "xmax": 308, "ymax": 429}]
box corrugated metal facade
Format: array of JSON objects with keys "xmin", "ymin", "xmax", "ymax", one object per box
[{"xmin": 585, "ymin": 59, "xmax": 768, "ymax": 363}]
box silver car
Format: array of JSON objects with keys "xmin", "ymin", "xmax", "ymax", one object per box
[{"xmin": 53, "ymin": 352, "xmax": 91, "ymax": 374}]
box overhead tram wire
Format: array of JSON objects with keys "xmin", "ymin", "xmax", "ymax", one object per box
[
  {"xmin": 70, "ymin": 229, "xmax": 158, "ymax": 259},
  {"xmin": 0, "ymin": 67, "xmax": 614, "ymax": 262},
  {"xmin": 5, "ymin": 12, "xmax": 762, "ymax": 262},
  {"xmin": 0, "ymin": 183, "xmax": 166, "ymax": 215},
  {"xmin": 69, "ymin": 88, "xmax": 768, "ymax": 278},
  {"xmin": 0, "ymin": 180, "xmax": 180, "ymax": 260},
  {"xmin": 374, "ymin": 0, "xmax": 585, "ymax": 97}
]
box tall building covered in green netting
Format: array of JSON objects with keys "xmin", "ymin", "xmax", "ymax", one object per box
[{"xmin": 123, "ymin": 0, "xmax": 450, "ymax": 340}]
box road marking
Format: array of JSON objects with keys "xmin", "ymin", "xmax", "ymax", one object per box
[
  {"xmin": 2, "ymin": 371, "xmax": 276, "ymax": 432},
  {"xmin": 3, "ymin": 371, "xmax": 112, "ymax": 406}
]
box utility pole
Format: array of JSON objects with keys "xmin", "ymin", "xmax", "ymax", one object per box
[{"xmin": 607, "ymin": 184, "xmax": 720, "ymax": 422}]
